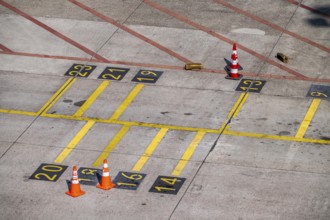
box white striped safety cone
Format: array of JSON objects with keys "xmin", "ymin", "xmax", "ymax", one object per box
[{"xmin": 225, "ymin": 53, "xmax": 242, "ymax": 80}]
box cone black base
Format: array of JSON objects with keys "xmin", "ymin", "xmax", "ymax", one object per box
[{"xmin": 225, "ymin": 74, "xmax": 243, "ymax": 80}]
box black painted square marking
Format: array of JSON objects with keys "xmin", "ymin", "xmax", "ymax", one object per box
[
  {"xmin": 112, "ymin": 171, "xmax": 146, "ymax": 190},
  {"xmin": 29, "ymin": 163, "xmax": 68, "ymax": 182},
  {"xmin": 98, "ymin": 67, "xmax": 130, "ymax": 81},
  {"xmin": 132, "ymin": 70, "xmax": 163, "ymax": 83},
  {"xmin": 77, "ymin": 167, "xmax": 102, "ymax": 186},
  {"xmin": 306, "ymin": 84, "xmax": 330, "ymax": 99},
  {"xmin": 64, "ymin": 64, "xmax": 96, "ymax": 78},
  {"xmin": 235, "ymin": 79, "xmax": 266, "ymax": 93},
  {"xmin": 149, "ymin": 176, "xmax": 186, "ymax": 195}
]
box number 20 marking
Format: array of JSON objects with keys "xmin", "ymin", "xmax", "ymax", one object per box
[{"xmin": 29, "ymin": 164, "xmax": 68, "ymax": 182}]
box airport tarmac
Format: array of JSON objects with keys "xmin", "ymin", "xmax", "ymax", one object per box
[{"xmin": 0, "ymin": 0, "xmax": 329, "ymax": 219}]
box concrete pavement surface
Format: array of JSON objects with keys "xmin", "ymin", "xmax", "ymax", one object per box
[{"xmin": 0, "ymin": 0, "xmax": 329, "ymax": 219}]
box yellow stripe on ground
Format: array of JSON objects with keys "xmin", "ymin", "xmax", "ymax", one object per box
[
  {"xmin": 227, "ymin": 93, "xmax": 247, "ymax": 119},
  {"xmin": 93, "ymin": 125, "xmax": 130, "ymax": 167},
  {"xmin": 74, "ymin": 80, "xmax": 109, "ymax": 117},
  {"xmin": 233, "ymin": 93, "xmax": 249, "ymax": 118},
  {"xmin": 40, "ymin": 113, "xmax": 220, "ymax": 133},
  {"xmin": 109, "ymin": 84, "xmax": 144, "ymax": 120},
  {"xmin": 54, "ymin": 120, "xmax": 95, "ymax": 163},
  {"xmin": 37, "ymin": 78, "xmax": 76, "ymax": 115},
  {"xmin": 2, "ymin": 108, "xmax": 329, "ymax": 145},
  {"xmin": 172, "ymin": 131, "xmax": 206, "ymax": 176},
  {"xmin": 0, "ymin": 109, "xmax": 37, "ymax": 116},
  {"xmin": 223, "ymin": 129, "xmax": 330, "ymax": 145},
  {"xmin": 295, "ymin": 99, "xmax": 321, "ymax": 138},
  {"xmin": 219, "ymin": 93, "xmax": 248, "ymax": 131},
  {"xmin": 132, "ymin": 128, "xmax": 168, "ymax": 172}
]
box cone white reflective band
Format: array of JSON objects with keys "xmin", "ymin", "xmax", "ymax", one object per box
[
  {"xmin": 232, "ymin": 59, "xmax": 237, "ymax": 65},
  {"xmin": 72, "ymin": 179, "xmax": 79, "ymax": 184},
  {"xmin": 104, "ymin": 163, "xmax": 108, "ymax": 168},
  {"xmin": 231, "ymin": 68, "xmax": 238, "ymax": 74},
  {"xmin": 103, "ymin": 172, "xmax": 110, "ymax": 177}
]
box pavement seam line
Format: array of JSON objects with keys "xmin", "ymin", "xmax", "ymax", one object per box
[
  {"xmin": 295, "ymin": 99, "xmax": 321, "ymax": 138},
  {"xmin": 74, "ymin": 80, "xmax": 110, "ymax": 117},
  {"xmin": 54, "ymin": 120, "xmax": 96, "ymax": 163},
  {"xmin": 132, "ymin": 128, "xmax": 169, "ymax": 172},
  {"xmin": 69, "ymin": 0, "xmax": 192, "ymax": 64},
  {"xmin": 171, "ymin": 131, "xmax": 206, "ymax": 176},
  {"xmin": 109, "ymin": 84, "xmax": 144, "ymax": 120},
  {"xmin": 93, "ymin": 125, "xmax": 131, "ymax": 167}
]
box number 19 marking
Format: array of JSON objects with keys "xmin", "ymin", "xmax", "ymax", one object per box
[{"xmin": 132, "ymin": 69, "xmax": 163, "ymax": 84}]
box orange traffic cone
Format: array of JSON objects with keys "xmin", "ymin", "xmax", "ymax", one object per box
[
  {"xmin": 66, "ymin": 166, "xmax": 85, "ymax": 197},
  {"xmin": 225, "ymin": 53, "xmax": 242, "ymax": 80},
  {"xmin": 96, "ymin": 159, "xmax": 116, "ymax": 190}
]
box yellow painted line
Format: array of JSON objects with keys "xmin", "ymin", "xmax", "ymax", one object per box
[
  {"xmin": 2, "ymin": 108, "xmax": 329, "ymax": 145},
  {"xmin": 295, "ymin": 99, "xmax": 321, "ymax": 138},
  {"xmin": 218, "ymin": 93, "xmax": 249, "ymax": 131},
  {"xmin": 172, "ymin": 131, "xmax": 206, "ymax": 176},
  {"xmin": 74, "ymin": 80, "xmax": 109, "ymax": 117},
  {"xmin": 37, "ymin": 78, "xmax": 76, "ymax": 115},
  {"xmin": 132, "ymin": 128, "xmax": 168, "ymax": 172},
  {"xmin": 93, "ymin": 125, "xmax": 130, "ymax": 167},
  {"xmin": 40, "ymin": 113, "xmax": 220, "ymax": 133},
  {"xmin": 227, "ymin": 93, "xmax": 246, "ymax": 119},
  {"xmin": 233, "ymin": 93, "xmax": 249, "ymax": 118},
  {"xmin": 224, "ymin": 129, "xmax": 330, "ymax": 145},
  {"xmin": 54, "ymin": 120, "xmax": 95, "ymax": 163},
  {"xmin": 109, "ymin": 84, "xmax": 144, "ymax": 120},
  {"xmin": 0, "ymin": 109, "xmax": 37, "ymax": 116}
]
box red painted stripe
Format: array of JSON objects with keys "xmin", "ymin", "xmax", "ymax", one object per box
[
  {"xmin": 2, "ymin": 50, "xmax": 330, "ymax": 83},
  {"xmin": 69, "ymin": 0, "xmax": 192, "ymax": 64},
  {"xmin": 0, "ymin": 43, "xmax": 13, "ymax": 52},
  {"xmin": 287, "ymin": 0, "xmax": 330, "ymax": 18},
  {"xmin": 0, "ymin": 50, "xmax": 183, "ymax": 70},
  {"xmin": 144, "ymin": 0, "xmax": 307, "ymax": 79},
  {"xmin": 0, "ymin": 0, "xmax": 108, "ymax": 62},
  {"xmin": 216, "ymin": 0, "xmax": 330, "ymax": 53}
]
